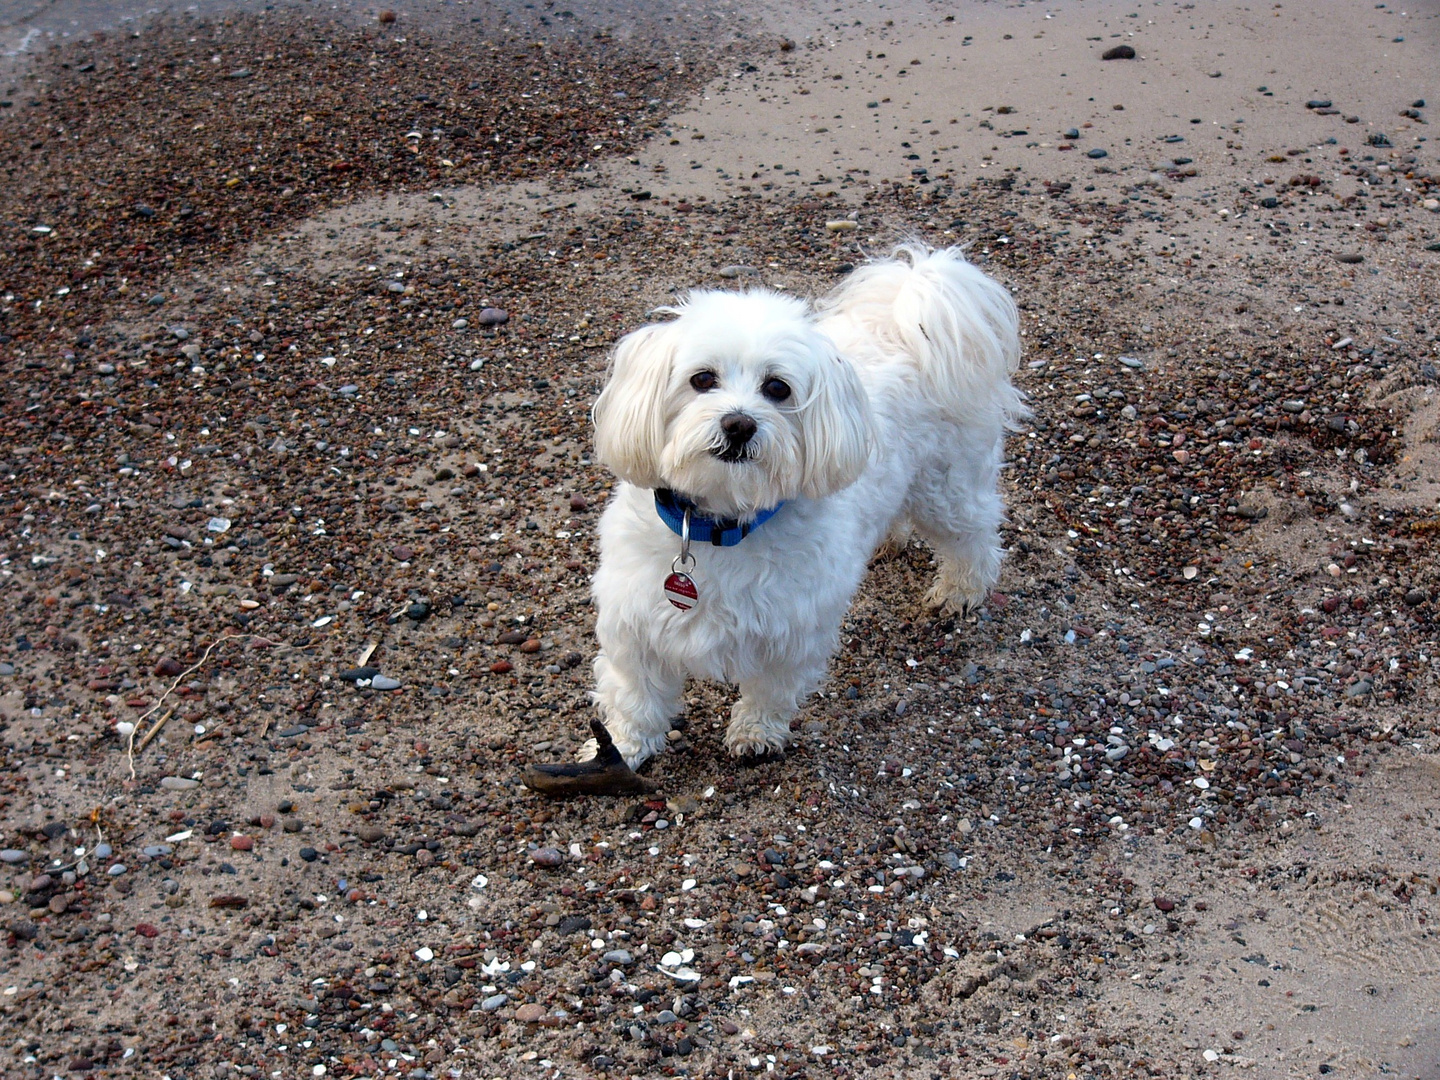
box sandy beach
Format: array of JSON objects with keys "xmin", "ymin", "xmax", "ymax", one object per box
[{"xmin": 0, "ymin": 0, "xmax": 1437, "ymax": 1077}]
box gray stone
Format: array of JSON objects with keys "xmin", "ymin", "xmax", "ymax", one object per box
[{"xmin": 480, "ymin": 993, "xmax": 508, "ymax": 1012}]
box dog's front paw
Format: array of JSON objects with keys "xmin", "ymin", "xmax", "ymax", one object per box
[
  {"xmin": 729, "ymin": 744, "xmax": 787, "ymax": 767},
  {"xmin": 578, "ymin": 731, "xmax": 665, "ymax": 771},
  {"xmin": 925, "ymin": 551, "xmax": 1001, "ymax": 615},
  {"xmin": 923, "ymin": 580, "xmax": 990, "ymax": 615},
  {"xmin": 724, "ymin": 714, "xmax": 793, "ymax": 762}
]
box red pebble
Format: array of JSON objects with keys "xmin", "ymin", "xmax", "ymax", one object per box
[
  {"xmin": 230, "ymin": 835, "xmax": 254, "ymax": 851},
  {"xmin": 490, "ymin": 660, "xmax": 514, "ymax": 674}
]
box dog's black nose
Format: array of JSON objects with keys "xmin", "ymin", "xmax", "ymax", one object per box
[{"xmin": 720, "ymin": 412, "xmax": 758, "ymax": 446}]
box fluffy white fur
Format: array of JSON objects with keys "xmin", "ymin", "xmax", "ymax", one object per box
[{"xmin": 586, "ymin": 244, "xmax": 1025, "ymax": 768}]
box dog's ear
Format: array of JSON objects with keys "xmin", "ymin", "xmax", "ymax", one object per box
[
  {"xmin": 796, "ymin": 349, "xmax": 875, "ymax": 497},
  {"xmin": 592, "ymin": 323, "xmax": 676, "ymax": 488}
]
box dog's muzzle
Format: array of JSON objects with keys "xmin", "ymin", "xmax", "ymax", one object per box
[{"xmin": 715, "ymin": 412, "xmax": 758, "ymax": 463}]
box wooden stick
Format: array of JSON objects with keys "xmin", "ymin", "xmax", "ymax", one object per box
[{"xmin": 136, "ymin": 708, "xmax": 174, "ymax": 753}]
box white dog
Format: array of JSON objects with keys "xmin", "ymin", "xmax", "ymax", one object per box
[{"xmin": 585, "ymin": 244, "xmax": 1024, "ymax": 769}]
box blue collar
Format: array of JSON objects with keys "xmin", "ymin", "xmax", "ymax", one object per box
[{"xmin": 654, "ymin": 489, "xmax": 784, "ymax": 547}]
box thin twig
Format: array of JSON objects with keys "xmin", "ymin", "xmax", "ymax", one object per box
[
  {"xmin": 124, "ymin": 632, "xmax": 290, "ymax": 780},
  {"xmin": 192, "ymin": 719, "xmax": 228, "ymax": 745}
]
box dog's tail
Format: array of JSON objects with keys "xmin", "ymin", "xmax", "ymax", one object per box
[{"xmin": 820, "ymin": 243, "xmax": 1026, "ymax": 428}]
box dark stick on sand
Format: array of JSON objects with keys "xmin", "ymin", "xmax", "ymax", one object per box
[{"xmin": 521, "ymin": 719, "xmax": 656, "ymax": 797}]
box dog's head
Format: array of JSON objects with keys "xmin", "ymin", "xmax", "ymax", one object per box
[{"xmin": 592, "ymin": 289, "xmax": 875, "ymax": 518}]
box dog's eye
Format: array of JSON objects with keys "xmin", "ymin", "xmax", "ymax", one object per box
[
  {"xmin": 761, "ymin": 377, "xmax": 792, "ymax": 403},
  {"xmin": 690, "ymin": 370, "xmax": 718, "ymax": 392}
]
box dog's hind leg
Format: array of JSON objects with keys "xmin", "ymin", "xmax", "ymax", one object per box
[
  {"xmin": 910, "ymin": 445, "xmax": 1006, "ymax": 615},
  {"xmin": 584, "ymin": 650, "xmax": 684, "ymax": 770},
  {"xmin": 871, "ymin": 519, "xmax": 913, "ymax": 563}
]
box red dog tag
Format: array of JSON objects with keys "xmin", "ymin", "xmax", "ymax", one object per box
[{"xmin": 663, "ymin": 571, "xmax": 698, "ymax": 611}]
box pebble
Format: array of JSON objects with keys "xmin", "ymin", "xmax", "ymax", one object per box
[
  {"xmin": 602, "ymin": 949, "xmax": 633, "ymax": 965},
  {"xmin": 107, "ymin": 864, "xmax": 127, "ymax": 876},
  {"xmin": 529, "ymin": 847, "xmax": 564, "ymax": 867},
  {"xmin": 338, "ymin": 666, "xmax": 380, "ymax": 683},
  {"xmin": 514, "ymin": 1003, "xmax": 547, "ymax": 1023},
  {"xmin": 160, "ymin": 777, "xmax": 201, "ymax": 791},
  {"xmin": 93, "ymin": 843, "xmax": 112, "ymax": 859},
  {"xmin": 481, "ymin": 994, "xmax": 509, "ymax": 1012},
  {"xmin": 0, "ymin": 850, "xmax": 27, "ymax": 865},
  {"xmin": 1087, "ymin": 148, "xmax": 1109, "ymax": 159},
  {"xmin": 370, "ymin": 675, "xmax": 403, "ymax": 691},
  {"xmin": 476, "ymin": 307, "xmax": 509, "ymax": 326},
  {"xmin": 1101, "ymin": 44, "xmax": 1136, "ymax": 60}
]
